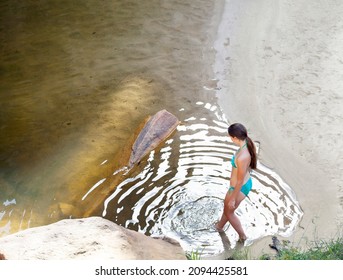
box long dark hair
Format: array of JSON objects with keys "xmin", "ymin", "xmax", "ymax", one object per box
[{"xmin": 228, "ymin": 123, "xmax": 257, "ymax": 169}]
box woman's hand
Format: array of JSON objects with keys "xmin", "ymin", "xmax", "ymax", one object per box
[{"xmin": 228, "ymin": 198, "xmax": 236, "ymax": 209}]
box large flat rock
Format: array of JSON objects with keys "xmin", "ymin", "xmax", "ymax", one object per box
[{"xmin": 0, "ymin": 217, "xmax": 186, "ymax": 260}]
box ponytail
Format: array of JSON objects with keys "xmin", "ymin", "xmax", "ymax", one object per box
[{"xmin": 246, "ymin": 136, "xmax": 257, "ymax": 169}]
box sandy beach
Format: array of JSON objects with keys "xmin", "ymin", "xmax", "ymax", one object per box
[{"xmin": 216, "ymin": 0, "xmax": 343, "ymax": 249}]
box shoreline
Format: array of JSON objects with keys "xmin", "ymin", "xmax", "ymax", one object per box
[{"xmin": 215, "ymin": 0, "xmax": 343, "ymax": 250}]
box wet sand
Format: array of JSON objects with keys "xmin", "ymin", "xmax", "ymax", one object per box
[{"xmin": 215, "ymin": 0, "xmax": 343, "ymax": 251}]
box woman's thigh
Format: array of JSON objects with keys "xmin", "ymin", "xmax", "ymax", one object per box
[{"xmin": 224, "ymin": 189, "xmax": 246, "ymax": 209}]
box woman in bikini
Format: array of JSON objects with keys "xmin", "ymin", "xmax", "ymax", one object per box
[{"xmin": 215, "ymin": 123, "xmax": 257, "ymax": 242}]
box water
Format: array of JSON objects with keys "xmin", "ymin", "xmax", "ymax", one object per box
[
  {"xmin": 0, "ymin": 0, "xmax": 220, "ymax": 234},
  {"xmin": 0, "ymin": 0, "xmax": 303, "ymax": 257},
  {"xmin": 92, "ymin": 102, "xmax": 303, "ymax": 256}
]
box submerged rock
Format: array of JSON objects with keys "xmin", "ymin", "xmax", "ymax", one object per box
[
  {"xmin": 129, "ymin": 109, "xmax": 179, "ymax": 168},
  {"xmin": 0, "ymin": 217, "xmax": 186, "ymax": 260}
]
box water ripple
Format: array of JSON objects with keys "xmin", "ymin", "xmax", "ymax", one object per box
[{"xmin": 100, "ymin": 103, "xmax": 303, "ymax": 256}]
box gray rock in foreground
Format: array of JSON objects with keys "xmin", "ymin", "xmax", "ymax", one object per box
[{"xmin": 0, "ymin": 217, "xmax": 186, "ymax": 260}]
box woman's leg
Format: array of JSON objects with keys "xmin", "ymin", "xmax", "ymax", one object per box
[
  {"xmin": 216, "ymin": 190, "xmax": 247, "ymax": 240},
  {"xmin": 225, "ymin": 191, "xmax": 247, "ymax": 240},
  {"xmin": 215, "ymin": 191, "xmax": 230, "ymax": 230}
]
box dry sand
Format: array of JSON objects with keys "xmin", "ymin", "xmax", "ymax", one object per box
[{"xmin": 215, "ymin": 0, "xmax": 343, "ymax": 249}]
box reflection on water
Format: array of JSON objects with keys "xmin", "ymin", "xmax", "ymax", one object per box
[{"xmin": 97, "ymin": 102, "xmax": 303, "ymax": 256}]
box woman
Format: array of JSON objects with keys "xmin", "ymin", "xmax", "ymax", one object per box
[{"xmin": 215, "ymin": 123, "xmax": 257, "ymax": 242}]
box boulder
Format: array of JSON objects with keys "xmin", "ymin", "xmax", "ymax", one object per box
[{"xmin": 0, "ymin": 217, "xmax": 186, "ymax": 260}]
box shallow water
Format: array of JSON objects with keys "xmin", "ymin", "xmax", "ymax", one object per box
[
  {"xmin": 94, "ymin": 102, "xmax": 302, "ymax": 256},
  {"xmin": 0, "ymin": 0, "xmax": 303, "ymax": 257}
]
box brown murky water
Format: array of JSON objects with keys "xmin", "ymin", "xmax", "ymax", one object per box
[{"xmin": 0, "ymin": 0, "xmax": 302, "ymax": 257}]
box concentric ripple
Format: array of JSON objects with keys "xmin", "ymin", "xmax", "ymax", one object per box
[{"xmin": 99, "ymin": 102, "xmax": 303, "ymax": 256}]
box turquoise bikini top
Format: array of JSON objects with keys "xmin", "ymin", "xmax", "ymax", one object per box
[{"xmin": 231, "ymin": 155, "xmax": 237, "ymax": 168}]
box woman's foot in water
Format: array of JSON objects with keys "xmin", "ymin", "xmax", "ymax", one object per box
[
  {"xmin": 238, "ymin": 235, "xmax": 253, "ymax": 246},
  {"xmin": 238, "ymin": 235, "xmax": 247, "ymax": 243},
  {"xmin": 214, "ymin": 222, "xmax": 225, "ymax": 233}
]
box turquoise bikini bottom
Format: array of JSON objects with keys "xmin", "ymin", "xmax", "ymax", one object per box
[{"xmin": 229, "ymin": 177, "xmax": 252, "ymax": 196}]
